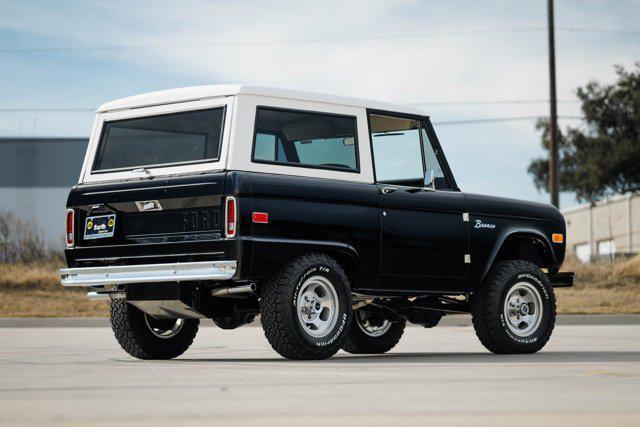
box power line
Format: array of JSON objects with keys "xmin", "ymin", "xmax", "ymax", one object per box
[
  {"xmin": 0, "ymin": 26, "xmax": 638, "ymax": 53},
  {"xmin": 0, "ymin": 108, "xmax": 94, "ymax": 113},
  {"xmin": 0, "ymin": 109, "xmax": 583, "ymax": 126},
  {"xmin": 0, "ymin": 99, "xmax": 580, "ymax": 112},
  {"xmin": 410, "ymin": 99, "xmax": 578, "ymax": 106},
  {"xmin": 0, "ymin": 27, "xmax": 547, "ymax": 52},
  {"xmin": 432, "ymin": 115, "xmax": 582, "ymax": 126},
  {"xmin": 560, "ymin": 26, "xmax": 640, "ymax": 36}
]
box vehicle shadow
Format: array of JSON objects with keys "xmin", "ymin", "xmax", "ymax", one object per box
[{"xmin": 169, "ymin": 351, "xmax": 640, "ymax": 364}]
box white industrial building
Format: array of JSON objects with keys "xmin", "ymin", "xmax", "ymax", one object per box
[
  {"xmin": 0, "ymin": 138, "xmax": 88, "ymax": 244},
  {"xmin": 563, "ymin": 192, "xmax": 639, "ymax": 262}
]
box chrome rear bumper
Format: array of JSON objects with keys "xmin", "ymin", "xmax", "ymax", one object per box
[{"xmin": 60, "ymin": 261, "xmax": 237, "ymax": 287}]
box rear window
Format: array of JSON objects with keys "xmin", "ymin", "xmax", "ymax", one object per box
[
  {"xmin": 92, "ymin": 107, "xmax": 225, "ymax": 172},
  {"xmin": 252, "ymin": 107, "xmax": 358, "ymax": 172}
]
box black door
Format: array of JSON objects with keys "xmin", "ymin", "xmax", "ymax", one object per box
[
  {"xmin": 368, "ymin": 111, "xmax": 468, "ymax": 293},
  {"xmin": 378, "ymin": 186, "xmax": 468, "ymax": 292}
]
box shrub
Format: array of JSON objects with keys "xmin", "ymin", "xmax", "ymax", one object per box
[{"xmin": 0, "ymin": 209, "xmax": 63, "ymax": 263}]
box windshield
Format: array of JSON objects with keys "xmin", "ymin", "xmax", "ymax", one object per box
[{"xmin": 92, "ymin": 107, "xmax": 225, "ymax": 172}]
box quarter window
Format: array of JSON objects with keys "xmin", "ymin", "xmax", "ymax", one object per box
[{"xmin": 252, "ymin": 108, "xmax": 358, "ymax": 172}]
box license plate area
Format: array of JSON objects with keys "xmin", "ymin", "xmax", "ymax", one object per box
[{"xmin": 84, "ymin": 214, "xmax": 116, "ymax": 240}]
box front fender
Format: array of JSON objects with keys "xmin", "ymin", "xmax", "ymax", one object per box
[{"xmin": 478, "ymin": 226, "xmax": 556, "ymax": 285}]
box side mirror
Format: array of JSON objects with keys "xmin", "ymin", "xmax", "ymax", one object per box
[
  {"xmin": 424, "ymin": 169, "xmax": 435, "ymax": 190},
  {"xmin": 342, "ymin": 137, "xmax": 355, "ymax": 146}
]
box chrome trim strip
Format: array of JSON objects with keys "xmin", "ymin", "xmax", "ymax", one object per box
[
  {"xmin": 60, "ymin": 260, "xmax": 237, "ymax": 287},
  {"xmin": 74, "ymin": 251, "xmax": 225, "ymax": 263},
  {"xmin": 81, "ymin": 182, "xmax": 217, "ymax": 196}
]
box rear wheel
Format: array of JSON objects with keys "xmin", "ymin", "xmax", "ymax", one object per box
[
  {"xmin": 342, "ymin": 310, "xmax": 406, "ymax": 354},
  {"xmin": 110, "ymin": 299, "xmax": 199, "ymax": 360},
  {"xmin": 472, "ymin": 260, "xmax": 556, "ymax": 354},
  {"xmin": 260, "ymin": 253, "xmax": 352, "ymax": 360}
]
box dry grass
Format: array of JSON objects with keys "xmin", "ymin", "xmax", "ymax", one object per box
[
  {"xmin": 555, "ymin": 254, "xmax": 640, "ymax": 314},
  {"xmin": 1, "ymin": 256, "xmax": 639, "ymax": 317},
  {"xmin": 0, "ymin": 262, "xmax": 108, "ymax": 317}
]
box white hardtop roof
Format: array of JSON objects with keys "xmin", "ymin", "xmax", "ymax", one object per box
[{"xmin": 97, "ymin": 84, "xmax": 429, "ymax": 117}]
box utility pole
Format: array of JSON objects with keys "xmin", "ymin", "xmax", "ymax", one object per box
[{"xmin": 547, "ymin": 0, "xmax": 559, "ymax": 208}]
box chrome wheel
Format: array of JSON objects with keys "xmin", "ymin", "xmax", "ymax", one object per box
[
  {"xmin": 356, "ymin": 311, "xmax": 391, "ymax": 337},
  {"xmin": 503, "ymin": 282, "xmax": 543, "ymax": 337},
  {"xmin": 296, "ymin": 275, "xmax": 339, "ymax": 338},
  {"xmin": 144, "ymin": 315, "xmax": 185, "ymax": 339}
]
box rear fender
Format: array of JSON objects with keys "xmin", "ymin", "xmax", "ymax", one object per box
[{"xmin": 249, "ymin": 237, "xmax": 360, "ymax": 284}]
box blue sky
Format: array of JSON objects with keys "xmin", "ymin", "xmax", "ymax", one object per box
[{"xmin": 1, "ymin": 0, "xmax": 639, "ymax": 209}]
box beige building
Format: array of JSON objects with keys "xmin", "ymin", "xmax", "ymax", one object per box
[{"xmin": 562, "ymin": 192, "xmax": 640, "ymax": 262}]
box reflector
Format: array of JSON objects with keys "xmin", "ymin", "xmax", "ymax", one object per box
[{"xmin": 252, "ymin": 212, "xmax": 269, "ymax": 224}]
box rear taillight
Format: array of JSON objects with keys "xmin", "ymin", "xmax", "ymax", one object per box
[
  {"xmin": 66, "ymin": 209, "xmax": 74, "ymax": 248},
  {"xmin": 225, "ymin": 196, "xmax": 237, "ymax": 239}
]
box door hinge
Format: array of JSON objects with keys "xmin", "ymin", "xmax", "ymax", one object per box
[
  {"xmin": 464, "ymin": 254, "xmax": 471, "ymax": 264},
  {"xmin": 462, "ymin": 212, "xmax": 469, "ymax": 222}
]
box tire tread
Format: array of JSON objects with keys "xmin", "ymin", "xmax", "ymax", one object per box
[
  {"xmin": 472, "ymin": 260, "xmax": 556, "ymax": 354},
  {"xmin": 342, "ymin": 317, "xmax": 406, "ymax": 354},
  {"xmin": 260, "ymin": 253, "xmax": 351, "ymax": 360},
  {"xmin": 110, "ymin": 299, "xmax": 199, "ymax": 360}
]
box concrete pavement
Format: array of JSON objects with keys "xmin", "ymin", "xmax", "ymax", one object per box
[
  {"xmin": 2, "ymin": 313, "xmax": 640, "ymax": 327},
  {"xmin": 1, "ymin": 324, "xmax": 639, "ymax": 426}
]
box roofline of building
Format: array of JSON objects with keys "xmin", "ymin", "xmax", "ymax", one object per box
[
  {"xmin": 562, "ymin": 191, "xmax": 639, "ymax": 214},
  {"xmin": 0, "ymin": 137, "xmax": 88, "ymax": 144}
]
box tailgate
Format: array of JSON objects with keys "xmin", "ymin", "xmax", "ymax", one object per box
[{"xmin": 67, "ymin": 172, "xmax": 227, "ymax": 266}]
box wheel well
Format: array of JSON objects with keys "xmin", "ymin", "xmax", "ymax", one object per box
[
  {"xmin": 325, "ymin": 251, "xmax": 357, "ymax": 286},
  {"xmin": 494, "ymin": 235, "xmax": 552, "ymax": 270}
]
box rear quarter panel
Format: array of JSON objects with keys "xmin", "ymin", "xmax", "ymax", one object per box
[{"xmin": 244, "ymin": 172, "xmax": 380, "ymax": 289}]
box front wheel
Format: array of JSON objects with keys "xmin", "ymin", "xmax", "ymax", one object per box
[
  {"xmin": 342, "ymin": 310, "xmax": 406, "ymax": 354},
  {"xmin": 260, "ymin": 253, "xmax": 352, "ymax": 360},
  {"xmin": 110, "ymin": 299, "xmax": 199, "ymax": 360},
  {"xmin": 472, "ymin": 260, "xmax": 556, "ymax": 354}
]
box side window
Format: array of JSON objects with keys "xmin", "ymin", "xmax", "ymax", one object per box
[
  {"xmin": 370, "ymin": 114, "xmax": 424, "ymax": 187},
  {"xmin": 421, "ymin": 126, "xmax": 451, "ymax": 190},
  {"xmin": 253, "ymin": 133, "xmax": 277, "ymax": 161},
  {"xmin": 252, "ymin": 107, "xmax": 358, "ymax": 172},
  {"xmin": 369, "ymin": 113, "xmax": 452, "ymax": 189}
]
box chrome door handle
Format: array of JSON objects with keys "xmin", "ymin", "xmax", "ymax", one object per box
[{"xmin": 380, "ymin": 187, "xmax": 397, "ymax": 194}]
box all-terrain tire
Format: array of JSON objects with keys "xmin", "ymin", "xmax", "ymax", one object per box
[
  {"xmin": 472, "ymin": 260, "xmax": 556, "ymax": 354},
  {"xmin": 110, "ymin": 299, "xmax": 199, "ymax": 360},
  {"xmin": 260, "ymin": 253, "xmax": 352, "ymax": 360},
  {"xmin": 342, "ymin": 312, "xmax": 406, "ymax": 354}
]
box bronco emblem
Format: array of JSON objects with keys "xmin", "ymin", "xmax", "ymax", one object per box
[{"xmin": 474, "ymin": 219, "xmax": 496, "ymax": 229}]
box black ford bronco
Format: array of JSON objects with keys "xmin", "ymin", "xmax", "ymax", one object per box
[{"xmin": 61, "ymin": 85, "xmax": 573, "ymax": 360}]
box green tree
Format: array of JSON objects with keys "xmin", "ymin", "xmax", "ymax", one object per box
[{"xmin": 528, "ymin": 63, "xmax": 640, "ymax": 203}]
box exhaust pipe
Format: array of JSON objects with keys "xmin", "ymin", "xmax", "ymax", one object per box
[
  {"xmin": 87, "ymin": 291, "xmax": 126, "ymax": 300},
  {"xmin": 211, "ymin": 283, "xmax": 256, "ymax": 297}
]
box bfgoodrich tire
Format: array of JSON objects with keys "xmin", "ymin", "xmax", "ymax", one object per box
[
  {"xmin": 110, "ymin": 299, "xmax": 199, "ymax": 360},
  {"xmin": 342, "ymin": 310, "xmax": 406, "ymax": 354},
  {"xmin": 260, "ymin": 253, "xmax": 352, "ymax": 360},
  {"xmin": 472, "ymin": 260, "xmax": 556, "ymax": 354}
]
